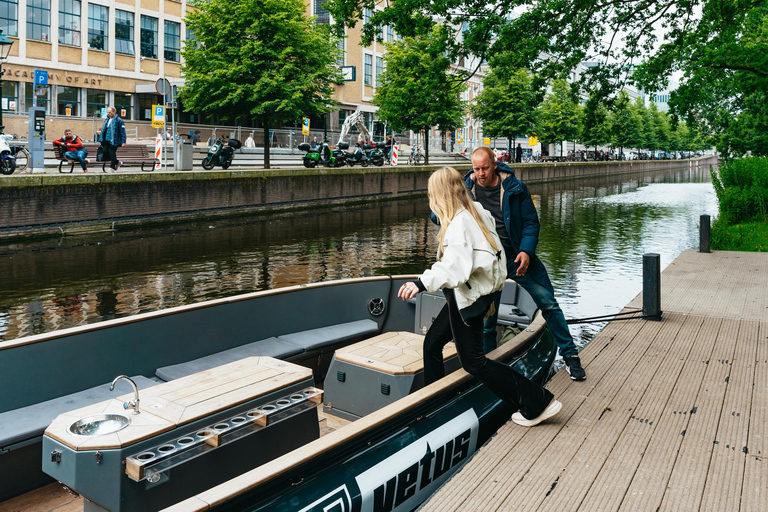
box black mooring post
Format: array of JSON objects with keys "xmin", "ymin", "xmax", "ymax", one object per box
[
  {"xmin": 643, "ymin": 253, "xmax": 662, "ymax": 320},
  {"xmin": 700, "ymin": 214, "xmax": 711, "ymax": 253}
]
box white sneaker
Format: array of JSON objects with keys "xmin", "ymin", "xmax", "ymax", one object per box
[{"xmin": 512, "ymin": 399, "xmax": 562, "ymax": 427}]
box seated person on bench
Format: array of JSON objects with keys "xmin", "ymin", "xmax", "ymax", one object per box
[{"xmin": 53, "ymin": 129, "xmax": 89, "ymax": 172}]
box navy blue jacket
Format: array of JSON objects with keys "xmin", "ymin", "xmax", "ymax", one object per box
[
  {"xmin": 463, "ymin": 162, "xmax": 553, "ymax": 292},
  {"xmin": 100, "ymin": 116, "xmax": 127, "ymax": 146}
]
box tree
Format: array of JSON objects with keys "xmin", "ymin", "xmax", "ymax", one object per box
[
  {"xmin": 580, "ymin": 92, "xmax": 610, "ymax": 157},
  {"xmin": 181, "ymin": 0, "xmax": 342, "ymax": 169},
  {"xmin": 374, "ymin": 26, "xmax": 465, "ymax": 165},
  {"xmin": 536, "ymin": 79, "xmax": 580, "ymax": 158},
  {"xmin": 606, "ymin": 91, "xmax": 638, "ymax": 158},
  {"xmin": 472, "ymin": 68, "xmax": 541, "ymax": 151}
]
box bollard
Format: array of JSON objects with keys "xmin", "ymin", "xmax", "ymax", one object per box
[
  {"xmin": 700, "ymin": 214, "xmax": 711, "ymax": 253},
  {"xmin": 643, "ymin": 253, "xmax": 662, "ymax": 320}
]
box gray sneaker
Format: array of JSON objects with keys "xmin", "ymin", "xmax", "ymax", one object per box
[{"xmin": 564, "ymin": 356, "xmax": 586, "ymax": 381}]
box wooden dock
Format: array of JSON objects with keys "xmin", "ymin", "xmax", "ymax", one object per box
[{"xmin": 420, "ymin": 249, "xmax": 768, "ymax": 512}]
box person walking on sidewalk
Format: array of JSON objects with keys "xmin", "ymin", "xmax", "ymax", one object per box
[
  {"xmin": 398, "ymin": 167, "xmax": 562, "ymax": 427},
  {"xmin": 53, "ymin": 129, "xmax": 89, "ymax": 172},
  {"xmin": 468, "ymin": 146, "xmax": 587, "ymax": 380},
  {"xmin": 99, "ymin": 106, "xmax": 126, "ymax": 171}
]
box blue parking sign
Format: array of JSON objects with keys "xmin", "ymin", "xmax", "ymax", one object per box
[{"xmin": 34, "ymin": 70, "xmax": 48, "ymax": 85}]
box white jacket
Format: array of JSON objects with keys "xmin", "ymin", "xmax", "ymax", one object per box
[{"xmin": 420, "ymin": 202, "xmax": 507, "ymax": 314}]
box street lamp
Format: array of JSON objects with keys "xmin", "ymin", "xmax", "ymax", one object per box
[{"xmin": 0, "ymin": 30, "xmax": 15, "ymax": 134}]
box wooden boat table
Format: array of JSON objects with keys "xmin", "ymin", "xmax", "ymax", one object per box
[
  {"xmin": 44, "ymin": 357, "xmax": 313, "ymax": 451},
  {"xmin": 333, "ymin": 331, "xmax": 456, "ymax": 375}
]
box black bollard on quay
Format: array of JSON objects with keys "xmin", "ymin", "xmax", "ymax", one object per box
[
  {"xmin": 643, "ymin": 253, "xmax": 662, "ymax": 320},
  {"xmin": 700, "ymin": 214, "xmax": 711, "ymax": 253}
]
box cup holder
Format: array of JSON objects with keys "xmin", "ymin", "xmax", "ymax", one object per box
[
  {"xmin": 177, "ymin": 436, "xmax": 195, "ymax": 446},
  {"xmin": 157, "ymin": 444, "xmax": 176, "ymax": 454},
  {"xmin": 137, "ymin": 452, "xmax": 155, "ymax": 461}
]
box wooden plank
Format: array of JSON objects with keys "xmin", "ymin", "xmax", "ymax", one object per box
[
  {"xmin": 741, "ymin": 321, "xmax": 768, "ymax": 511},
  {"xmin": 616, "ymin": 316, "xmax": 722, "ymax": 512},
  {"xmin": 335, "ymin": 332, "xmax": 456, "ymax": 375},
  {"xmin": 657, "ymin": 317, "xmax": 741, "ymax": 511},
  {"xmin": 699, "ymin": 319, "xmax": 759, "ymax": 511},
  {"xmin": 421, "ymin": 316, "xmax": 656, "ymax": 512},
  {"xmin": 503, "ymin": 315, "xmax": 680, "ymax": 512},
  {"xmin": 0, "ymin": 483, "xmax": 83, "ymax": 512}
]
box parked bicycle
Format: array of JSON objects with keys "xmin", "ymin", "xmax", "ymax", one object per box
[
  {"xmin": 407, "ymin": 146, "xmax": 423, "ymax": 166},
  {"xmin": 11, "ymin": 144, "xmax": 29, "ymax": 173}
]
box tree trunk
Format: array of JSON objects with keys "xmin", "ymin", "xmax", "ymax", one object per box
[
  {"xmin": 263, "ymin": 117, "xmax": 271, "ymax": 169},
  {"xmin": 424, "ymin": 129, "xmax": 429, "ymax": 165}
]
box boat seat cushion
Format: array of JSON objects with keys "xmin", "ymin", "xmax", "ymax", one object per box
[
  {"xmin": 0, "ymin": 375, "xmax": 158, "ymax": 451},
  {"xmin": 155, "ymin": 337, "xmax": 303, "ymax": 382},
  {"xmin": 277, "ymin": 320, "xmax": 379, "ymax": 351}
]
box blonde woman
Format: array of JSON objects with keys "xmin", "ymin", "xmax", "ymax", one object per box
[{"xmin": 398, "ymin": 167, "xmax": 561, "ymax": 427}]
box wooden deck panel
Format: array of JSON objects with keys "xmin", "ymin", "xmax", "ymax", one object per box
[
  {"xmin": 740, "ymin": 322, "xmax": 768, "ymax": 511},
  {"xmin": 423, "ymin": 250, "xmax": 768, "ymax": 512}
]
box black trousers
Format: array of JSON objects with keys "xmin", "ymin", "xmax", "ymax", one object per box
[
  {"xmin": 102, "ymin": 142, "xmax": 119, "ymax": 169},
  {"xmin": 423, "ymin": 288, "xmax": 554, "ymax": 419}
]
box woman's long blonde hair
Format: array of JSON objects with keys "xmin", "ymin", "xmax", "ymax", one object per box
[{"xmin": 428, "ymin": 167, "xmax": 500, "ymax": 258}]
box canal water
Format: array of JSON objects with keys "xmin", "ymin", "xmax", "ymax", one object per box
[{"xmin": 0, "ymin": 166, "xmax": 717, "ymax": 349}]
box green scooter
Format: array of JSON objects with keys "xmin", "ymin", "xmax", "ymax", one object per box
[{"xmin": 299, "ymin": 140, "xmax": 348, "ymax": 168}]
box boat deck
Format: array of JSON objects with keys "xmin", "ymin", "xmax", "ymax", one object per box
[{"xmin": 420, "ymin": 249, "xmax": 768, "ymax": 512}]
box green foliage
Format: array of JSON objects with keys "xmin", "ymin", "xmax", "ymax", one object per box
[
  {"xmin": 374, "ymin": 26, "xmax": 465, "ymax": 163},
  {"xmin": 181, "ymin": 0, "xmax": 342, "ymax": 166},
  {"xmin": 711, "ymin": 158, "xmax": 768, "ymax": 226},
  {"xmin": 537, "ymin": 79, "xmax": 581, "ymax": 156},
  {"xmin": 472, "ymin": 68, "xmax": 540, "ymax": 143},
  {"xmin": 711, "ymin": 220, "xmax": 768, "ymax": 252}
]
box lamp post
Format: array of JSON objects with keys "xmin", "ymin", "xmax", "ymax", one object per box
[{"xmin": 0, "ymin": 30, "xmax": 15, "ymax": 134}]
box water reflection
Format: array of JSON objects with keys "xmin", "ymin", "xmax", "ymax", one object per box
[{"xmin": 0, "ymin": 166, "xmax": 717, "ymax": 343}]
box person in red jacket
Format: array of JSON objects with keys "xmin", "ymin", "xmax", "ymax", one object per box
[{"xmin": 53, "ymin": 129, "xmax": 89, "ymax": 172}]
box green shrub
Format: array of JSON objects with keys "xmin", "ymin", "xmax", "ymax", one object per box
[
  {"xmin": 712, "ymin": 158, "xmax": 768, "ymax": 225},
  {"xmin": 711, "ymin": 218, "xmax": 768, "ymax": 252}
]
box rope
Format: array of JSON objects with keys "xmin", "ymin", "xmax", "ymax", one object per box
[{"xmin": 566, "ymin": 309, "xmax": 661, "ymax": 325}]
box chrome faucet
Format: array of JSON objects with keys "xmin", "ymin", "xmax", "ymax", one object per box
[{"xmin": 110, "ymin": 375, "xmax": 140, "ymax": 415}]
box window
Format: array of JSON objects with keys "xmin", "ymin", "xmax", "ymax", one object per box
[
  {"xmin": 27, "ymin": 0, "xmax": 51, "ymax": 42},
  {"xmin": 164, "ymin": 20, "xmax": 180, "ymax": 62},
  {"xmin": 114, "ymin": 92, "xmax": 133, "ymax": 120},
  {"xmin": 86, "ymin": 89, "xmax": 107, "ymax": 117},
  {"xmin": 58, "ymin": 0, "xmax": 80, "ymax": 46},
  {"xmin": 363, "ymin": 8, "xmax": 371, "ymax": 25},
  {"xmin": 88, "ymin": 4, "xmax": 108, "ymax": 51},
  {"xmin": 57, "ymin": 86, "xmax": 81, "ymax": 116},
  {"xmin": 140, "ymin": 15, "xmax": 157, "ymax": 59},
  {"xmin": 2, "ymin": 81, "xmax": 17, "ymax": 112},
  {"xmin": 138, "ymin": 93, "xmax": 162, "ymax": 121},
  {"xmin": 364, "ymin": 54, "xmax": 372, "ymax": 86},
  {"xmin": 115, "ymin": 9, "xmax": 134, "ymax": 55},
  {"xmin": 314, "ymin": 0, "xmax": 330, "ymax": 25},
  {"xmin": 0, "ymin": 0, "xmax": 18, "ymax": 37},
  {"xmin": 375, "ymin": 56, "xmax": 383, "ymax": 87},
  {"xmin": 386, "ymin": 25, "xmax": 394, "ymax": 42},
  {"xmin": 336, "ymin": 38, "xmax": 344, "ymax": 67},
  {"xmin": 25, "ymin": 83, "xmax": 49, "ymax": 112}
]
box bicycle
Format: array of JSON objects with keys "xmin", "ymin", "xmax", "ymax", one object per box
[
  {"xmin": 11, "ymin": 144, "xmax": 30, "ymax": 173},
  {"xmin": 407, "ymin": 146, "xmax": 423, "ymax": 166}
]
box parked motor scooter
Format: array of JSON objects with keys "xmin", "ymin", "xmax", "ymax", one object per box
[
  {"xmin": 0, "ymin": 134, "xmax": 17, "ymax": 175},
  {"xmin": 345, "ymin": 142, "xmax": 369, "ymax": 167},
  {"xmin": 202, "ymin": 137, "xmax": 241, "ymax": 170},
  {"xmin": 366, "ymin": 142, "xmax": 386, "ymax": 167},
  {"xmin": 299, "ymin": 140, "xmax": 347, "ymax": 168}
]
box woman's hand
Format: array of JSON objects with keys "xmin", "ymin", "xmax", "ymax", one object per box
[{"xmin": 398, "ymin": 282, "xmax": 420, "ymax": 301}]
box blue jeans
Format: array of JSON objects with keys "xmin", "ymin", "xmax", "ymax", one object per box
[
  {"xmin": 483, "ymin": 265, "xmax": 578, "ymax": 358},
  {"xmin": 64, "ymin": 149, "xmax": 88, "ymax": 170}
]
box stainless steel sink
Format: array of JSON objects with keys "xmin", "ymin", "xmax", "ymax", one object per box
[{"xmin": 69, "ymin": 414, "xmax": 131, "ymax": 436}]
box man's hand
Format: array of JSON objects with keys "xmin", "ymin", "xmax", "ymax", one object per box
[
  {"xmin": 514, "ymin": 251, "xmax": 530, "ymax": 276},
  {"xmin": 121, "ymin": 143, "xmax": 126, "ymax": 147},
  {"xmin": 398, "ymin": 282, "xmax": 420, "ymax": 301}
]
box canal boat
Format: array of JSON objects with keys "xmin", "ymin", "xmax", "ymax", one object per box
[{"xmin": 0, "ymin": 276, "xmax": 556, "ymax": 511}]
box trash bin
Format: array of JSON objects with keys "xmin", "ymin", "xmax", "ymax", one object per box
[{"xmin": 175, "ymin": 136, "xmax": 194, "ymax": 171}]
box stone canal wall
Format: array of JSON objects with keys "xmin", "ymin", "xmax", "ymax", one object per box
[{"xmin": 0, "ymin": 157, "xmax": 716, "ymax": 239}]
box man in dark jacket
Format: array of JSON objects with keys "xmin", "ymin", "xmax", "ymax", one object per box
[
  {"xmin": 466, "ymin": 146, "xmax": 586, "ymax": 380},
  {"xmin": 99, "ymin": 106, "xmax": 126, "ymax": 171}
]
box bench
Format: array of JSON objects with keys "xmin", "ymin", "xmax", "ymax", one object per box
[
  {"xmin": 0, "ymin": 375, "xmax": 158, "ymax": 452},
  {"xmin": 155, "ymin": 319, "xmax": 379, "ymax": 382},
  {"xmin": 54, "ymin": 143, "xmax": 102, "ymax": 173},
  {"xmin": 102, "ymin": 144, "xmax": 159, "ymax": 172}
]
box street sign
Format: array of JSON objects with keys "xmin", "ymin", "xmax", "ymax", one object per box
[
  {"xmin": 152, "ymin": 104, "xmax": 165, "ymax": 128},
  {"xmin": 528, "ymin": 135, "xmax": 538, "ymax": 146},
  {"xmin": 155, "ymin": 78, "xmax": 171, "ymax": 96},
  {"xmin": 483, "ymin": 137, "xmax": 490, "ymax": 145},
  {"xmin": 302, "ymin": 118, "xmax": 310, "ymax": 136},
  {"xmin": 34, "ymin": 70, "xmax": 48, "ymax": 85}
]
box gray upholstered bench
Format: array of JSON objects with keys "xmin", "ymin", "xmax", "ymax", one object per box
[
  {"xmin": 0, "ymin": 375, "xmax": 158, "ymax": 452},
  {"xmin": 496, "ymin": 282, "xmax": 538, "ymax": 327},
  {"xmin": 155, "ymin": 320, "xmax": 379, "ymax": 382}
]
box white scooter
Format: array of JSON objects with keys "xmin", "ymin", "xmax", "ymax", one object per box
[{"xmin": 0, "ymin": 134, "xmax": 16, "ymax": 175}]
